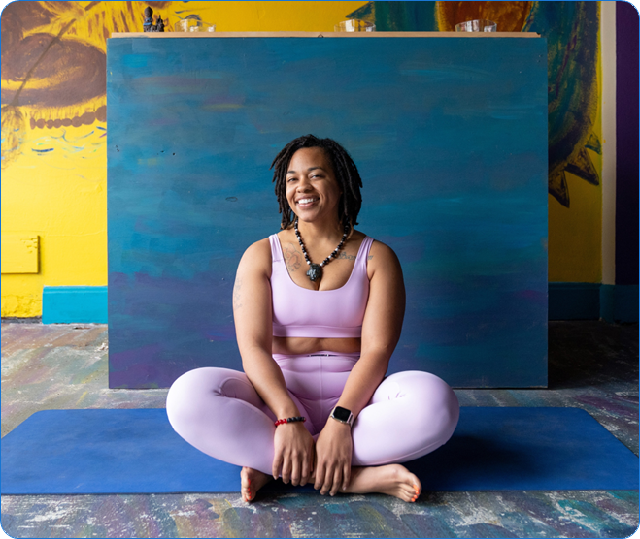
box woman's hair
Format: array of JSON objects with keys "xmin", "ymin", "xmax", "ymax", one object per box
[{"xmin": 270, "ymin": 134, "xmax": 363, "ymax": 232}]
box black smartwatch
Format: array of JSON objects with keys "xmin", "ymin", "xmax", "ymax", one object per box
[{"xmin": 330, "ymin": 406, "xmax": 354, "ymax": 427}]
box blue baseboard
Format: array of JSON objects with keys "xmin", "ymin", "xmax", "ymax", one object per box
[
  {"xmin": 549, "ymin": 283, "xmax": 638, "ymax": 323},
  {"xmin": 548, "ymin": 283, "xmax": 600, "ymax": 320},
  {"xmin": 42, "ymin": 286, "xmax": 108, "ymax": 324},
  {"xmin": 600, "ymin": 284, "xmax": 639, "ymax": 323}
]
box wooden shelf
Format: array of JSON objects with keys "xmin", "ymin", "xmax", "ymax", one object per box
[{"xmin": 110, "ymin": 31, "xmax": 541, "ymax": 39}]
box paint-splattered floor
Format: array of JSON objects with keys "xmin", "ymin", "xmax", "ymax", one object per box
[{"xmin": 2, "ymin": 321, "xmax": 638, "ymax": 538}]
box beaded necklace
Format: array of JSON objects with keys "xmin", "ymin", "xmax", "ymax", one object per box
[{"xmin": 294, "ymin": 218, "xmax": 348, "ymax": 282}]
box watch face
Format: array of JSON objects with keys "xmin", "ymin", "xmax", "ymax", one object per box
[{"xmin": 333, "ymin": 406, "xmax": 351, "ymax": 422}]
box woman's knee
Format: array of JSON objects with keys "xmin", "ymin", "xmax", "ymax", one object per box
[
  {"xmin": 385, "ymin": 370, "xmax": 459, "ymax": 437},
  {"xmin": 166, "ymin": 367, "xmax": 252, "ymax": 430},
  {"xmin": 166, "ymin": 367, "xmax": 210, "ymax": 429}
]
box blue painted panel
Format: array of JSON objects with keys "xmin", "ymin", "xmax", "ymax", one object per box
[
  {"xmin": 107, "ymin": 37, "xmax": 548, "ymax": 388},
  {"xmin": 43, "ymin": 286, "xmax": 108, "ymax": 324}
]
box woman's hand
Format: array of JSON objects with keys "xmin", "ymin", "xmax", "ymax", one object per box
[
  {"xmin": 314, "ymin": 419, "xmax": 353, "ymax": 495},
  {"xmin": 272, "ymin": 422, "xmax": 315, "ymax": 486}
]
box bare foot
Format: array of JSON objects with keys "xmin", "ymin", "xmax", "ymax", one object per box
[
  {"xmin": 344, "ymin": 463, "xmax": 421, "ymax": 502},
  {"xmin": 241, "ymin": 467, "xmax": 272, "ymax": 503}
]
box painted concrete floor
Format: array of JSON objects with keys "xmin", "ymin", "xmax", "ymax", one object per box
[{"xmin": 1, "ymin": 321, "xmax": 638, "ymax": 538}]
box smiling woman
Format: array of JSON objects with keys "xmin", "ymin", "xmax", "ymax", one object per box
[
  {"xmin": 280, "ymin": 142, "xmax": 352, "ymax": 287},
  {"xmin": 273, "ymin": 135, "xmax": 363, "ymax": 236},
  {"xmin": 285, "ymin": 147, "xmax": 343, "ymax": 226},
  {"xmin": 166, "ymin": 134, "xmax": 459, "ymax": 504}
]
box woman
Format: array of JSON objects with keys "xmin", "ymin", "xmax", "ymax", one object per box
[{"xmin": 166, "ymin": 135, "xmax": 459, "ymax": 503}]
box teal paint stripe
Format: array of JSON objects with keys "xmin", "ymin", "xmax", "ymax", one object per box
[
  {"xmin": 549, "ymin": 283, "xmax": 600, "ymax": 320},
  {"xmin": 550, "ymin": 283, "xmax": 639, "ymax": 323},
  {"xmin": 40, "ymin": 284, "xmax": 635, "ymax": 324},
  {"xmin": 600, "ymin": 284, "xmax": 639, "ymax": 324},
  {"xmin": 42, "ymin": 287, "xmax": 108, "ymax": 324}
]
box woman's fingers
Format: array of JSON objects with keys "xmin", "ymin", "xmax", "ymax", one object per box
[
  {"xmin": 314, "ymin": 459, "xmax": 351, "ymax": 494},
  {"xmin": 272, "ymin": 453, "xmax": 282, "ymax": 481},
  {"xmin": 273, "ymin": 424, "xmax": 316, "ymax": 485},
  {"xmin": 290, "ymin": 455, "xmax": 301, "ymax": 486},
  {"xmin": 319, "ymin": 462, "xmax": 337, "ymax": 495},
  {"xmin": 342, "ymin": 463, "xmax": 351, "ymax": 492},
  {"xmin": 329, "ymin": 467, "xmax": 343, "ymax": 496},
  {"xmin": 314, "ymin": 461, "xmax": 326, "ymax": 491},
  {"xmin": 281, "ymin": 455, "xmax": 292, "ymax": 484},
  {"xmin": 321, "ymin": 467, "xmax": 334, "ymax": 495},
  {"xmin": 300, "ymin": 453, "xmax": 311, "ymax": 486}
]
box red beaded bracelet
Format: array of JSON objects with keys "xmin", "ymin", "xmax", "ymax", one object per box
[{"xmin": 274, "ymin": 416, "xmax": 306, "ymax": 427}]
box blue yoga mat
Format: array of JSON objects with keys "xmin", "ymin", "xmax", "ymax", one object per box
[{"xmin": 1, "ymin": 407, "xmax": 637, "ymax": 494}]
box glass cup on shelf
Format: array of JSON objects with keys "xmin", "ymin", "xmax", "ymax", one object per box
[
  {"xmin": 454, "ymin": 19, "xmax": 497, "ymax": 32},
  {"xmin": 334, "ymin": 19, "xmax": 376, "ymax": 32},
  {"xmin": 191, "ymin": 24, "xmax": 216, "ymax": 32},
  {"xmin": 175, "ymin": 16, "xmax": 216, "ymax": 32}
]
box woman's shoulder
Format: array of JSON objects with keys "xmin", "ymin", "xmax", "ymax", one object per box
[
  {"xmin": 353, "ymin": 233, "xmax": 401, "ymax": 279},
  {"xmin": 244, "ymin": 236, "xmax": 273, "ymax": 253},
  {"xmin": 352, "ymin": 230, "xmax": 393, "ymax": 256},
  {"xmin": 275, "ymin": 229, "xmax": 292, "ymax": 242},
  {"xmin": 238, "ymin": 237, "xmax": 273, "ymax": 275}
]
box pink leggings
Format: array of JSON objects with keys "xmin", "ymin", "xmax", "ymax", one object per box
[{"xmin": 166, "ymin": 353, "xmax": 459, "ymax": 475}]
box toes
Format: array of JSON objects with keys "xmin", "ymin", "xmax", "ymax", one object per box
[
  {"xmin": 401, "ymin": 488, "xmax": 415, "ymax": 503},
  {"xmin": 242, "ymin": 486, "xmax": 254, "ymax": 502},
  {"xmin": 410, "ymin": 478, "xmax": 421, "ymax": 502},
  {"xmin": 412, "ymin": 481, "xmax": 421, "ymax": 493},
  {"xmin": 398, "ymin": 476, "xmax": 421, "ymax": 503},
  {"xmin": 241, "ymin": 470, "xmax": 253, "ymax": 502},
  {"xmin": 400, "ymin": 484, "xmax": 417, "ymax": 502}
]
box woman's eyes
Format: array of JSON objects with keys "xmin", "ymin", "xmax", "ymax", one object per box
[{"xmin": 286, "ymin": 174, "xmax": 323, "ymax": 182}]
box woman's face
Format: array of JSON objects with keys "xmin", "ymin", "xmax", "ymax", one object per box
[{"xmin": 285, "ymin": 147, "xmax": 343, "ymax": 226}]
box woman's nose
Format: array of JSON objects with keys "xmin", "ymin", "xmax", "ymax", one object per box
[{"xmin": 296, "ymin": 179, "xmax": 312, "ymax": 191}]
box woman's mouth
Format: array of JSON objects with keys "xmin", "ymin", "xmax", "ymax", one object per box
[{"xmin": 296, "ymin": 197, "xmax": 319, "ymax": 208}]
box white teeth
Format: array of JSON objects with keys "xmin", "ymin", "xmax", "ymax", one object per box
[{"xmin": 298, "ymin": 198, "xmax": 318, "ymax": 205}]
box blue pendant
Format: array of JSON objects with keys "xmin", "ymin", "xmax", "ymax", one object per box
[{"xmin": 306, "ymin": 264, "xmax": 322, "ymax": 282}]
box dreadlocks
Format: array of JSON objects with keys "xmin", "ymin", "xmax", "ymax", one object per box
[{"xmin": 270, "ymin": 135, "xmax": 363, "ymax": 234}]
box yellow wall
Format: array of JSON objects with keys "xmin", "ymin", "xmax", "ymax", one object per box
[
  {"xmin": 1, "ymin": 1, "xmax": 367, "ymax": 317},
  {"xmin": 1, "ymin": 126, "xmax": 107, "ymax": 316},
  {"xmin": 163, "ymin": 1, "xmax": 369, "ymax": 31}
]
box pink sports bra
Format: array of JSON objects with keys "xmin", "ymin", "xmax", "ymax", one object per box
[{"xmin": 269, "ymin": 234, "xmax": 374, "ymax": 338}]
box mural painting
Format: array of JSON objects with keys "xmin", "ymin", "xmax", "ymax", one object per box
[{"xmin": 1, "ymin": 1, "xmax": 166, "ymax": 169}]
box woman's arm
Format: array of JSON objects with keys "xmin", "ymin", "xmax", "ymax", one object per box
[
  {"xmin": 336, "ymin": 240, "xmax": 406, "ymax": 413},
  {"xmin": 233, "ymin": 239, "xmax": 315, "ymax": 485},
  {"xmin": 314, "ymin": 240, "xmax": 406, "ymax": 495}
]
